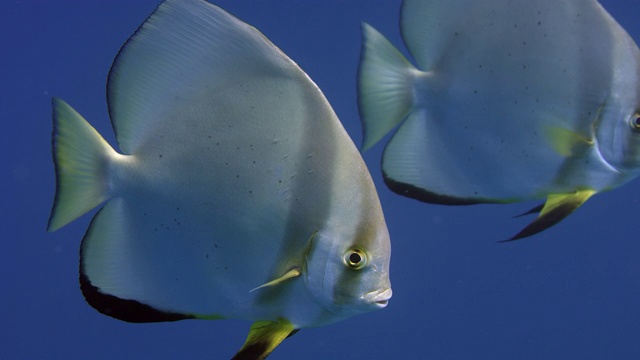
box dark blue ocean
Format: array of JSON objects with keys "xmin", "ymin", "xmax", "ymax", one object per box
[{"xmin": 3, "ymin": 0, "xmax": 639, "ymax": 359}]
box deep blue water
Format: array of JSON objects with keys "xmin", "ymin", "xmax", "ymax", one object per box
[{"xmin": 2, "ymin": 0, "xmax": 639, "ymax": 359}]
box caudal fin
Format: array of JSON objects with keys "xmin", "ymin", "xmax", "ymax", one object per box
[
  {"xmin": 47, "ymin": 98, "xmax": 118, "ymax": 232},
  {"xmin": 358, "ymin": 23, "xmax": 421, "ymax": 151}
]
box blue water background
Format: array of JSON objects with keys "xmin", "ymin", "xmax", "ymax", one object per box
[{"xmin": 2, "ymin": 0, "xmax": 639, "ymax": 359}]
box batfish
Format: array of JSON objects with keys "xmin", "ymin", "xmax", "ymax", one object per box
[
  {"xmin": 358, "ymin": 0, "xmax": 640, "ymax": 240},
  {"xmin": 47, "ymin": 0, "xmax": 392, "ymax": 358}
]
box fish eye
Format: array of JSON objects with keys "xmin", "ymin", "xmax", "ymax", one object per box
[
  {"xmin": 343, "ymin": 248, "xmax": 368, "ymax": 270},
  {"xmin": 630, "ymin": 114, "xmax": 640, "ymax": 132}
]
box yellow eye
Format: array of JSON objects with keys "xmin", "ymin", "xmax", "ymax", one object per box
[
  {"xmin": 343, "ymin": 248, "xmax": 368, "ymax": 270},
  {"xmin": 630, "ymin": 114, "xmax": 640, "ymax": 131}
]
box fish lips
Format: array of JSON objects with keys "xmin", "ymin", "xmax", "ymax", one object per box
[{"xmin": 363, "ymin": 288, "xmax": 392, "ymax": 308}]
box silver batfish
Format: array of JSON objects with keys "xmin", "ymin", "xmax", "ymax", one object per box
[
  {"xmin": 358, "ymin": 0, "xmax": 640, "ymax": 240},
  {"xmin": 47, "ymin": 0, "xmax": 392, "ymax": 358}
]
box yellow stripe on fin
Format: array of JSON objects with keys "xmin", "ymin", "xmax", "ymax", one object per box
[
  {"xmin": 543, "ymin": 125, "xmax": 594, "ymax": 157},
  {"xmin": 505, "ymin": 189, "xmax": 596, "ymax": 241},
  {"xmin": 250, "ymin": 268, "xmax": 301, "ymax": 293},
  {"xmin": 232, "ymin": 318, "xmax": 296, "ymax": 360}
]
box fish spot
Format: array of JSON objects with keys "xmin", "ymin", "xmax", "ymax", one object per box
[{"xmin": 159, "ymin": 154, "xmax": 163, "ymax": 158}]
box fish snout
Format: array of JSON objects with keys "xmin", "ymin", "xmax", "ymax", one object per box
[{"xmin": 363, "ymin": 288, "xmax": 392, "ymax": 308}]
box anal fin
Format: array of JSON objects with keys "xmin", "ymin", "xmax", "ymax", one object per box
[
  {"xmin": 504, "ymin": 189, "xmax": 596, "ymax": 241},
  {"xmin": 232, "ymin": 319, "xmax": 296, "ymax": 360}
]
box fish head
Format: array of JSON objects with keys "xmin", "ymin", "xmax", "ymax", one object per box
[
  {"xmin": 595, "ymin": 35, "xmax": 640, "ymax": 178},
  {"xmin": 596, "ymin": 93, "xmax": 640, "ymax": 178},
  {"xmin": 303, "ymin": 221, "xmax": 392, "ymax": 320}
]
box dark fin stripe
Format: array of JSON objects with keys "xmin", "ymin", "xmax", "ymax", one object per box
[
  {"xmin": 502, "ymin": 207, "xmax": 570, "ymax": 242},
  {"xmin": 383, "ymin": 171, "xmax": 500, "ymax": 205},
  {"xmin": 79, "ymin": 271, "xmax": 194, "ymax": 323},
  {"xmin": 513, "ymin": 203, "xmax": 544, "ymax": 218}
]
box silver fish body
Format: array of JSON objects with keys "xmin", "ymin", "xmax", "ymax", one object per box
[
  {"xmin": 359, "ymin": 0, "xmax": 640, "ymax": 239},
  {"xmin": 48, "ymin": 0, "xmax": 391, "ymax": 358}
]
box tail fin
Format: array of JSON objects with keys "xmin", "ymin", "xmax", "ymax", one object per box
[
  {"xmin": 47, "ymin": 98, "xmax": 118, "ymax": 232},
  {"xmin": 358, "ymin": 23, "xmax": 421, "ymax": 151}
]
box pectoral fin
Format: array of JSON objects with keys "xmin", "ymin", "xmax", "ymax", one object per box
[
  {"xmin": 250, "ymin": 268, "xmax": 301, "ymax": 292},
  {"xmin": 543, "ymin": 125, "xmax": 594, "ymax": 157},
  {"xmin": 232, "ymin": 319, "xmax": 296, "ymax": 360},
  {"xmin": 504, "ymin": 189, "xmax": 596, "ymax": 241}
]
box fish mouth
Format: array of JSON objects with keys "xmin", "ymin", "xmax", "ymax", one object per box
[{"xmin": 363, "ymin": 288, "xmax": 392, "ymax": 308}]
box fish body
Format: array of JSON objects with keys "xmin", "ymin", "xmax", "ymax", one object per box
[
  {"xmin": 48, "ymin": 0, "xmax": 391, "ymax": 358},
  {"xmin": 358, "ymin": 0, "xmax": 640, "ymax": 239}
]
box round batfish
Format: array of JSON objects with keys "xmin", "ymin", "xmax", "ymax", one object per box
[
  {"xmin": 47, "ymin": 0, "xmax": 392, "ymax": 358},
  {"xmin": 358, "ymin": 0, "xmax": 640, "ymax": 240}
]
